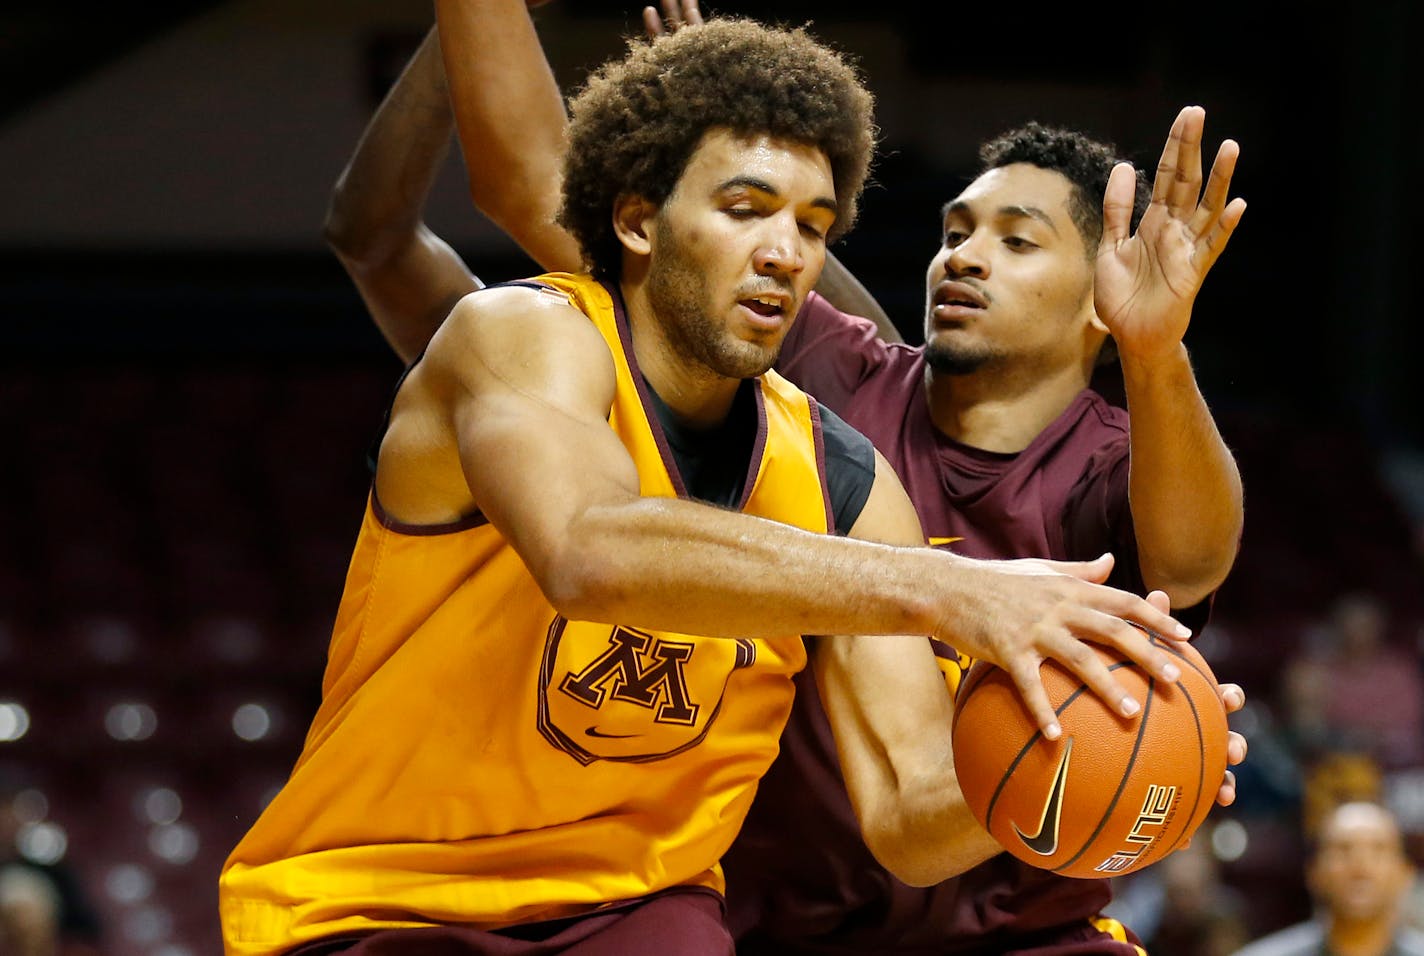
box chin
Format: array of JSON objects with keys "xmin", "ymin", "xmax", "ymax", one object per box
[
  {"xmin": 714, "ymin": 339, "xmax": 779, "ymax": 379},
  {"xmin": 924, "ymin": 341, "xmax": 993, "ymax": 376}
]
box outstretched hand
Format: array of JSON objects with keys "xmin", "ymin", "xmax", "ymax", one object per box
[
  {"xmin": 941, "ymin": 554, "xmax": 1195, "ymax": 740},
  {"xmin": 643, "ymin": 0, "xmax": 704, "ymax": 38},
  {"xmin": 1093, "ymin": 106, "xmax": 1246, "ymax": 364}
]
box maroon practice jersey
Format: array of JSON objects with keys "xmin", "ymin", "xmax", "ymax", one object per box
[{"xmin": 722, "ymin": 292, "xmax": 1196, "ymax": 954}]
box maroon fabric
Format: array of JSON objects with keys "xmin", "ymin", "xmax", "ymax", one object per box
[
  {"xmin": 284, "ymin": 887, "xmax": 732, "ymax": 956},
  {"xmin": 774, "ymin": 294, "xmax": 1145, "ymax": 586},
  {"xmin": 722, "ymin": 293, "xmax": 1197, "ymax": 953}
]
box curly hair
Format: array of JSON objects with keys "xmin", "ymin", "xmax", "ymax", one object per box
[
  {"xmin": 558, "ymin": 18, "xmax": 876, "ymax": 278},
  {"xmin": 977, "ymin": 122, "xmax": 1151, "ymax": 252}
]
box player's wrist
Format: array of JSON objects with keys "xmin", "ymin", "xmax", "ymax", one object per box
[{"xmin": 1117, "ymin": 339, "xmax": 1191, "ymax": 381}]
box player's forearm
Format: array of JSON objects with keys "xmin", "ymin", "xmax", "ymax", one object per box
[
  {"xmin": 434, "ymin": 0, "xmax": 582, "ymax": 272},
  {"xmin": 324, "ymin": 27, "xmax": 454, "ymax": 267},
  {"xmin": 822, "ymin": 637, "xmax": 1004, "ymax": 886},
  {"xmin": 545, "ymin": 496, "xmax": 943, "ymax": 640},
  {"xmin": 1121, "ymin": 342, "xmax": 1243, "ymax": 605},
  {"xmin": 863, "ymin": 775, "xmax": 1001, "ymax": 886}
]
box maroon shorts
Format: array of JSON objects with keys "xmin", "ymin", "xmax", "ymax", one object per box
[{"xmin": 284, "ymin": 886, "xmax": 733, "ymax": 956}]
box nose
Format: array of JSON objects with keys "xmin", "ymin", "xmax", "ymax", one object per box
[
  {"xmin": 754, "ymin": 217, "xmax": 806, "ymax": 278},
  {"xmin": 944, "ymin": 232, "xmax": 988, "ymax": 279}
]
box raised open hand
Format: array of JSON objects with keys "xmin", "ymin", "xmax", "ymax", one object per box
[
  {"xmin": 643, "ymin": 0, "xmax": 704, "ymax": 38},
  {"xmin": 1094, "ymin": 106, "xmax": 1246, "ymax": 364}
]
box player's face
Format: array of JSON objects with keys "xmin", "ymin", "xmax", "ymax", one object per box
[
  {"xmin": 922, "ymin": 164, "xmax": 1098, "ymax": 378},
  {"xmin": 1310, "ymin": 804, "xmax": 1413, "ymax": 922},
  {"xmin": 646, "ymin": 129, "xmax": 837, "ymax": 379}
]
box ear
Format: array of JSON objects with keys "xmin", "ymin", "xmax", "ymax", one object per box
[{"xmin": 612, "ymin": 194, "xmax": 658, "ymax": 257}]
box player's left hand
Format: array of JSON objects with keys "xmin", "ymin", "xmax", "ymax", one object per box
[
  {"xmin": 1216, "ymin": 681, "xmax": 1247, "ymax": 807},
  {"xmin": 643, "ymin": 0, "xmax": 704, "ymax": 38},
  {"xmin": 1093, "ymin": 105, "xmax": 1246, "ymax": 365}
]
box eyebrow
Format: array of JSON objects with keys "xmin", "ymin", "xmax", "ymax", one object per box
[
  {"xmin": 942, "ymin": 200, "xmax": 1060, "ymax": 235},
  {"xmin": 720, "ymin": 176, "xmax": 839, "ymax": 217}
]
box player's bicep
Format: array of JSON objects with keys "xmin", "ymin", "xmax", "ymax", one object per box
[
  {"xmin": 846, "ymin": 450, "xmax": 928, "ymax": 548},
  {"xmin": 437, "ymin": 290, "xmax": 639, "ymax": 573}
]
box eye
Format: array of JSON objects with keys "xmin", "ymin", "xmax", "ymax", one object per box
[
  {"xmin": 1004, "ymin": 236, "xmax": 1038, "ymax": 250},
  {"xmin": 725, "ymin": 207, "xmax": 758, "ymax": 220},
  {"xmin": 943, "ymin": 230, "xmax": 968, "ymax": 246},
  {"xmin": 799, "ymin": 221, "xmax": 827, "ymax": 241}
]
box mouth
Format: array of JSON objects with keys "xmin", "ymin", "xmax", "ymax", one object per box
[
  {"xmin": 932, "ymin": 280, "xmax": 988, "ymax": 310},
  {"xmin": 737, "ymin": 292, "xmax": 792, "ymax": 331},
  {"xmin": 930, "ymin": 280, "xmax": 988, "ymax": 325}
]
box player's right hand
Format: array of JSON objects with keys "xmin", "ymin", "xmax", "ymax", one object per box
[{"xmin": 934, "ymin": 553, "xmax": 1190, "ymax": 740}]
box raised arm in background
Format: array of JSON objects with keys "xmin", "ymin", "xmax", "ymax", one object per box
[
  {"xmin": 434, "ymin": 0, "xmax": 581, "ymax": 275},
  {"xmin": 323, "ymin": 26, "xmax": 482, "ymax": 364},
  {"xmin": 1093, "ymin": 106, "xmax": 1247, "ymax": 608},
  {"xmin": 325, "ymin": 2, "xmax": 584, "ymax": 365}
]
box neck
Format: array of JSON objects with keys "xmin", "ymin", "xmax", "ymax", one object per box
[
  {"xmin": 1327, "ymin": 914, "xmax": 1400, "ymax": 956},
  {"xmin": 923, "ymin": 359, "xmax": 1090, "ymax": 453},
  {"xmin": 622, "ymin": 279, "xmax": 741, "ymax": 429}
]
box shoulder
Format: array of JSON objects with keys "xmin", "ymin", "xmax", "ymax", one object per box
[
  {"xmin": 423, "ymin": 281, "xmax": 614, "ymax": 388},
  {"xmin": 801, "ymin": 294, "xmax": 924, "ymax": 360},
  {"xmin": 783, "ymin": 292, "xmax": 908, "ymax": 368},
  {"xmin": 1038, "ymin": 390, "xmax": 1131, "ymax": 482},
  {"xmin": 441, "ymin": 281, "xmax": 593, "ymax": 341},
  {"xmin": 1076, "ymin": 388, "xmax": 1131, "ymax": 438},
  {"xmin": 779, "ymin": 293, "xmax": 926, "ymax": 415},
  {"xmin": 800, "ymin": 290, "xmax": 873, "ymax": 330}
]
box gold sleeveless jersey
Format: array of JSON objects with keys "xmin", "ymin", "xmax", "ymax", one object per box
[{"xmin": 220, "ymin": 274, "xmax": 834, "ymax": 954}]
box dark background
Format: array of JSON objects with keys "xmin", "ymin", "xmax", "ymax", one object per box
[
  {"xmin": 5, "ymin": 2, "xmax": 1420, "ymax": 442},
  {"xmin": 1, "ymin": 2, "xmax": 1421, "ymax": 954}
]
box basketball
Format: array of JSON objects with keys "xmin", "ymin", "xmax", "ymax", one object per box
[{"xmin": 951, "ymin": 636, "xmax": 1228, "ymax": 878}]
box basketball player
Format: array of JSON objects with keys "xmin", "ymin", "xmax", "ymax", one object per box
[
  {"xmin": 221, "ymin": 14, "xmax": 1195, "ymax": 955},
  {"xmin": 327, "ymin": 3, "xmax": 1249, "ymax": 953},
  {"xmin": 721, "ymin": 115, "xmax": 1249, "ymax": 954}
]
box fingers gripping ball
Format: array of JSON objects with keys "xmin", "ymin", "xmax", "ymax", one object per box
[{"xmin": 951, "ymin": 637, "xmax": 1228, "ymax": 878}]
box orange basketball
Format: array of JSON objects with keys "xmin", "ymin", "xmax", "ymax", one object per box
[{"xmin": 951, "ymin": 636, "xmax": 1228, "ymax": 878}]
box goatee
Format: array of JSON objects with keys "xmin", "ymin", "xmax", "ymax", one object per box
[{"xmin": 924, "ymin": 341, "xmax": 993, "ymax": 376}]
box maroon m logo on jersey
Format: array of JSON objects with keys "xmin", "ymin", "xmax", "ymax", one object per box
[
  {"xmin": 537, "ymin": 616, "xmax": 757, "ymax": 765},
  {"xmin": 559, "ymin": 627, "xmax": 698, "ymax": 725}
]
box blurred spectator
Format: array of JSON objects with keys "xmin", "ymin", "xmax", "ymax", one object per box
[
  {"xmin": 1108, "ymin": 839, "xmax": 1250, "ymax": 956},
  {"xmin": 1303, "ymin": 752, "xmax": 1384, "ymax": 839},
  {"xmin": 1282, "ymin": 593, "xmax": 1424, "ymax": 768},
  {"xmin": 1233, "ymin": 801, "xmax": 1424, "ymax": 956},
  {"xmin": 0, "ymin": 770, "xmax": 101, "ymax": 956},
  {"xmin": 0, "ymin": 864, "xmax": 61, "ymax": 956}
]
